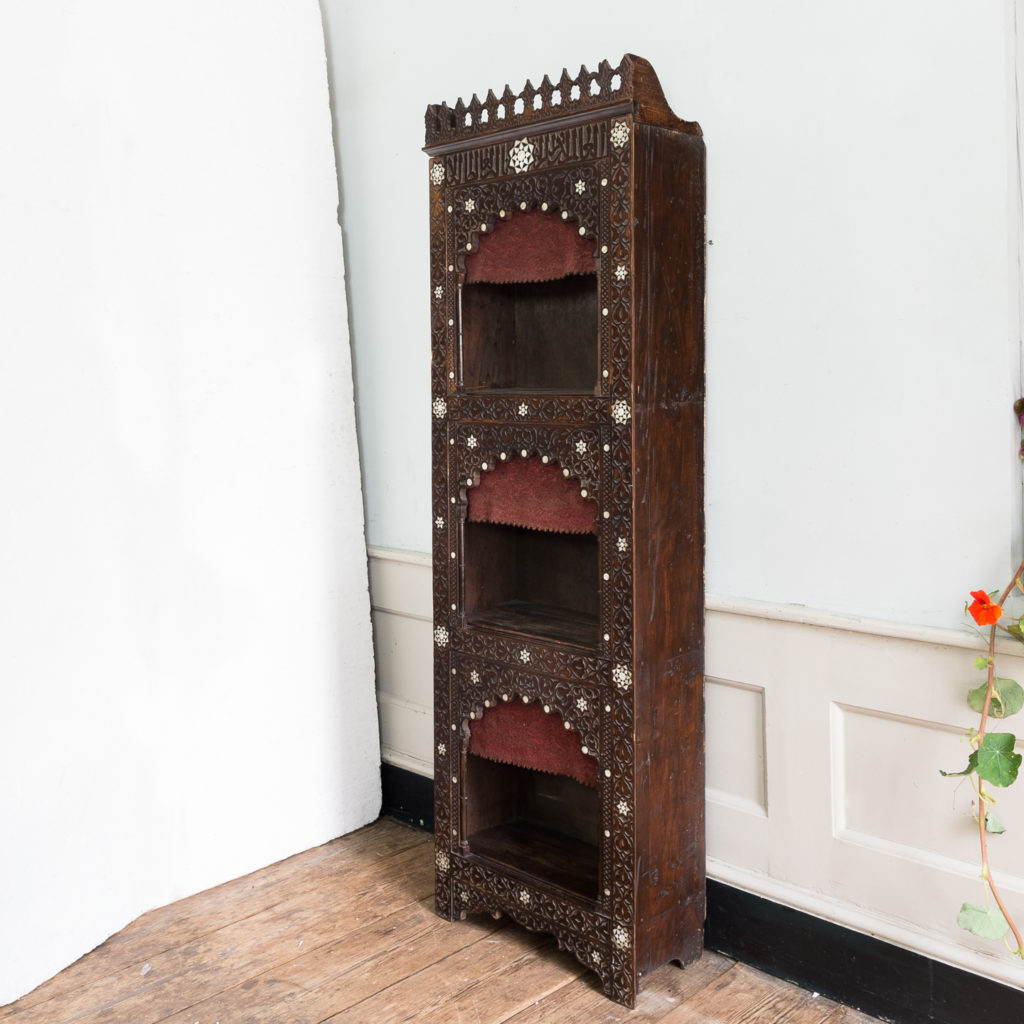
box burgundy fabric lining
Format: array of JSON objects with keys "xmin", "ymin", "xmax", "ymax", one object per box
[
  {"xmin": 465, "ymin": 209, "xmax": 596, "ymax": 284},
  {"xmin": 468, "ymin": 457, "xmax": 596, "ymax": 535},
  {"xmin": 469, "ymin": 700, "xmax": 597, "ymax": 787}
]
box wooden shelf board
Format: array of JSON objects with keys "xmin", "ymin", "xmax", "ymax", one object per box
[
  {"xmin": 466, "ymin": 602, "xmax": 599, "ymax": 648},
  {"xmin": 467, "ymin": 819, "xmax": 600, "ymax": 902}
]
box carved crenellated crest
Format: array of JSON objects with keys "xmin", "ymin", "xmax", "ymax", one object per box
[{"xmin": 424, "ymin": 54, "xmax": 699, "ymax": 148}]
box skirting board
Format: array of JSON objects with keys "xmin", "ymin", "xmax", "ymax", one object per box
[
  {"xmin": 381, "ymin": 763, "xmax": 435, "ymax": 832},
  {"xmin": 380, "ymin": 763, "xmax": 1024, "ymax": 1024}
]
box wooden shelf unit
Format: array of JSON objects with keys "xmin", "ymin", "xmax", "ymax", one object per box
[{"xmin": 425, "ymin": 54, "xmax": 705, "ymax": 1007}]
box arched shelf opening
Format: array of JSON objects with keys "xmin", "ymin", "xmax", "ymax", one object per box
[
  {"xmin": 460, "ymin": 209, "xmax": 599, "ymax": 393},
  {"xmin": 464, "ymin": 699, "xmax": 599, "ymax": 900},
  {"xmin": 463, "ymin": 456, "xmax": 599, "ymax": 648}
]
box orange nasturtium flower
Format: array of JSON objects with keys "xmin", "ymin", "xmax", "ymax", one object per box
[{"xmin": 969, "ymin": 590, "xmax": 1003, "ymax": 626}]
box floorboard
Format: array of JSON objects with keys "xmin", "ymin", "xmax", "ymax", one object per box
[{"xmin": 0, "ymin": 818, "xmax": 884, "ymax": 1024}]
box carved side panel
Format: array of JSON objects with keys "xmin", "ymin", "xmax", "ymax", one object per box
[
  {"xmin": 428, "ymin": 162, "xmax": 456, "ymax": 921},
  {"xmin": 604, "ymin": 117, "xmax": 636, "ymax": 1005}
]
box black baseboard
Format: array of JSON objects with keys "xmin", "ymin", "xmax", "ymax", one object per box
[
  {"xmin": 380, "ymin": 763, "xmax": 1023, "ymax": 1023},
  {"xmin": 380, "ymin": 762, "xmax": 434, "ymax": 831},
  {"xmin": 705, "ymin": 879, "xmax": 1023, "ymax": 1024}
]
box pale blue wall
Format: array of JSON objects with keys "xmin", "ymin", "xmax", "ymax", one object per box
[{"xmin": 322, "ymin": 0, "xmax": 1021, "ymax": 629}]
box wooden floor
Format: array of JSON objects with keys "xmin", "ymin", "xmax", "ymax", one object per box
[{"xmin": 1, "ymin": 819, "xmax": 884, "ymax": 1024}]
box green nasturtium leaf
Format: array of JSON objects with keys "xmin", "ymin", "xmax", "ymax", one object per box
[
  {"xmin": 975, "ymin": 733, "xmax": 1022, "ymax": 788},
  {"xmin": 985, "ymin": 810, "xmax": 1006, "ymax": 834},
  {"xmin": 940, "ymin": 751, "xmax": 978, "ymax": 779},
  {"xmin": 967, "ymin": 678, "xmax": 1024, "ymax": 719},
  {"xmin": 967, "ymin": 684, "xmax": 993, "ymax": 715},
  {"xmin": 957, "ymin": 902, "xmax": 1009, "ymax": 940},
  {"xmin": 974, "ymin": 656, "xmax": 992, "ymax": 670},
  {"xmin": 994, "ymin": 679, "xmax": 1024, "ymax": 717},
  {"xmin": 1005, "ymin": 622, "xmax": 1024, "ymax": 646}
]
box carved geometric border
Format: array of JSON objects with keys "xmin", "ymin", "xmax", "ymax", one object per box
[{"xmin": 452, "ymin": 855, "xmax": 638, "ymax": 1007}]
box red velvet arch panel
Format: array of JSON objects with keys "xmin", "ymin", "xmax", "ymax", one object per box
[
  {"xmin": 465, "ymin": 208, "xmax": 596, "ymax": 284},
  {"xmin": 469, "ymin": 700, "xmax": 597, "ymax": 787},
  {"xmin": 467, "ymin": 456, "xmax": 596, "ymax": 535}
]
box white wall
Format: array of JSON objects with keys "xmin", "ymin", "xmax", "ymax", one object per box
[
  {"xmin": 0, "ymin": 2, "xmax": 379, "ymax": 1006},
  {"xmin": 323, "ymin": 0, "xmax": 1022, "ymax": 630}
]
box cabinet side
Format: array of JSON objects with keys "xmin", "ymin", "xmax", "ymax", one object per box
[
  {"xmin": 630, "ymin": 123, "xmax": 706, "ymax": 973},
  {"xmin": 428, "ymin": 157, "xmax": 457, "ymax": 922}
]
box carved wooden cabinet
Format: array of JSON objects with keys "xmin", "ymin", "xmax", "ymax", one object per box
[{"xmin": 424, "ymin": 55, "xmax": 705, "ymax": 1007}]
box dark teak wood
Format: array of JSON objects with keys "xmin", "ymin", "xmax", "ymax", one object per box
[
  {"xmin": 461, "ymin": 276, "xmax": 599, "ymax": 392},
  {"xmin": 425, "ymin": 54, "xmax": 705, "ymax": 1007}
]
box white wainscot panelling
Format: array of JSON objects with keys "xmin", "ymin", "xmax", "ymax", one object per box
[
  {"xmin": 829, "ymin": 702, "xmax": 1024, "ymax": 956},
  {"xmin": 372, "ymin": 609, "xmax": 434, "ymax": 711},
  {"xmin": 833, "ymin": 704, "xmax": 1024, "ymax": 879},
  {"xmin": 706, "ymin": 678, "xmax": 767, "ymax": 815},
  {"xmin": 377, "ymin": 691, "xmax": 432, "ymax": 776},
  {"xmin": 369, "ymin": 548, "xmax": 433, "ymax": 775},
  {"xmin": 707, "ymin": 597, "xmax": 1024, "ymax": 990},
  {"xmin": 368, "ymin": 547, "xmax": 1024, "ymax": 990},
  {"xmin": 705, "ymin": 678, "xmax": 770, "ymax": 873}
]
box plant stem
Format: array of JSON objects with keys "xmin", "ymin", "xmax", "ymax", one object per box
[
  {"xmin": 976, "ymin": 784, "xmax": 1022, "ymax": 954},
  {"xmin": 979, "ymin": 559, "xmax": 1024, "ymax": 735},
  {"xmin": 977, "ymin": 557, "xmax": 1024, "ymax": 956}
]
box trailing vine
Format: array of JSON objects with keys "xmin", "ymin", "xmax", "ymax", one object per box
[{"xmin": 940, "ymin": 398, "xmax": 1024, "ymax": 953}]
